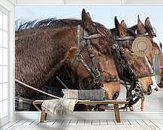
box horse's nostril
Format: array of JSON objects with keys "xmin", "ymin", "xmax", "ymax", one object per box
[
  {"xmin": 147, "ymin": 85, "xmax": 152, "ymax": 95},
  {"xmin": 113, "ymin": 92, "xmax": 119, "ymax": 100}
]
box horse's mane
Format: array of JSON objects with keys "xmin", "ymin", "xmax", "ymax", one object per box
[
  {"xmin": 15, "ymin": 18, "xmax": 110, "ymax": 35},
  {"xmin": 15, "ymin": 18, "xmax": 82, "ymax": 31}
]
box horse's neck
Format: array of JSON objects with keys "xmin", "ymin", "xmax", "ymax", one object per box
[
  {"xmin": 16, "ymin": 26, "xmax": 77, "ymax": 87},
  {"xmin": 16, "ymin": 26, "xmax": 77, "ymax": 57}
]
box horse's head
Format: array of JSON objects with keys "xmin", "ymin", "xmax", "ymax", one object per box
[
  {"xmin": 137, "ymin": 16, "xmax": 163, "ymax": 88},
  {"xmin": 137, "ymin": 16, "xmax": 162, "ymax": 54},
  {"xmin": 113, "ymin": 16, "xmax": 155, "ymax": 95},
  {"xmin": 66, "ymin": 9, "xmax": 121, "ymax": 100},
  {"xmin": 81, "ymin": 9, "xmax": 113, "ymax": 54}
]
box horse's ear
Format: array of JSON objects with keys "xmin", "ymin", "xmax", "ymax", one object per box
[
  {"xmin": 114, "ymin": 17, "xmax": 128, "ymax": 38},
  {"xmin": 114, "ymin": 16, "xmax": 119, "ymax": 30},
  {"xmin": 86, "ymin": 12, "xmax": 93, "ymax": 21},
  {"xmin": 121, "ymin": 20, "xmax": 127, "ymax": 29},
  {"xmin": 137, "ymin": 15, "xmax": 146, "ymax": 34},
  {"xmin": 145, "ymin": 17, "xmax": 154, "ymax": 34},
  {"xmin": 81, "ymin": 9, "xmax": 97, "ymax": 34}
]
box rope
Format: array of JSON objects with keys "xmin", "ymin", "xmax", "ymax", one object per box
[
  {"xmin": 56, "ymin": 76, "xmax": 69, "ymax": 89},
  {"xmin": 15, "ymin": 79, "xmax": 62, "ymax": 99}
]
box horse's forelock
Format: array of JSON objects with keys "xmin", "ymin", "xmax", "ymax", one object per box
[{"xmin": 152, "ymin": 37, "xmax": 163, "ymax": 53}]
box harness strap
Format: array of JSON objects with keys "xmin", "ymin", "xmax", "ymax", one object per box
[
  {"xmin": 83, "ymin": 33, "xmax": 101, "ymax": 39},
  {"xmin": 115, "ymin": 36, "xmax": 134, "ymax": 41},
  {"xmin": 138, "ymin": 32, "xmax": 150, "ymax": 37},
  {"xmin": 73, "ymin": 25, "xmax": 102, "ymax": 89},
  {"xmin": 137, "ymin": 73, "xmax": 155, "ymax": 78},
  {"xmin": 79, "ymin": 55, "xmax": 94, "ymax": 76},
  {"xmin": 138, "ymin": 32, "xmax": 156, "ymax": 37},
  {"xmin": 84, "ymin": 30, "xmax": 101, "ymax": 83},
  {"xmin": 113, "ymin": 40, "xmax": 144, "ymax": 107}
]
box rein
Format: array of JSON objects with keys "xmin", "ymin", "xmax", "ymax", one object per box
[{"xmin": 112, "ymin": 36, "xmax": 145, "ymax": 109}]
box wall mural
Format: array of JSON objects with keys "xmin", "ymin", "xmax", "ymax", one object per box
[{"xmin": 15, "ymin": 6, "xmax": 163, "ymax": 112}]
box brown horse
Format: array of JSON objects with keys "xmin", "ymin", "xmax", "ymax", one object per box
[
  {"xmin": 112, "ymin": 17, "xmax": 154, "ymax": 94},
  {"xmin": 136, "ymin": 16, "xmax": 163, "ymax": 88},
  {"xmin": 121, "ymin": 16, "xmax": 163, "ymax": 89},
  {"xmin": 16, "ymin": 9, "xmax": 120, "ymax": 100},
  {"xmin": 111, "ymin": 17, "xmax": 156, "ymax": 110}
]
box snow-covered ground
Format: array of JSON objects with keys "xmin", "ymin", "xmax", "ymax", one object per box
[{"xmin": 117, "ymin": 85, "xmax": 163, "ymax": 112}]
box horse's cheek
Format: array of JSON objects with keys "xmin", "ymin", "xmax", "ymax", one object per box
[{"xmin": 76, "ymin": 64, "xmax": 89, "ymax": 78}]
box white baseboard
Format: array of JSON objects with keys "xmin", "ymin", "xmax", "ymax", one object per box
[{"xmin": 16, "ymin": 111, "xmax": 163, "ymax": 120}]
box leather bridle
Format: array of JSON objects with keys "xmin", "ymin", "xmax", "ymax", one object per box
[
  {"xmin": 72, "ymin": 25, "xmax": 119, "ymax": 90},
  {"xmin": 112, "ymin": 33, "xmax": 154, "ymax": 108}
]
